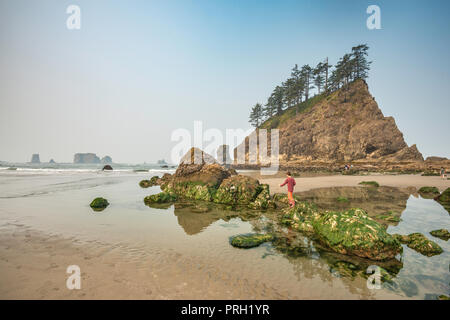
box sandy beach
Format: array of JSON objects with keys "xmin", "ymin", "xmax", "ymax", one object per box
[{"xmin": 241, "ymin": 172, "xmax": 449, "ymax": 194}]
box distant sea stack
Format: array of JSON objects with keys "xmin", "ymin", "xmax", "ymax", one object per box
[
  {"xmin": 101, "ymin": 156, "xmax": 113, "ymax": 164},
  {"xmin": 31, "ymin": 154, "xmax": 40, "ymax": 164},
  {"xmin": 235, "ymin": 79, "xmax": 423, "ymax": 165},
  {"xmin": 49, "ymin": 159, "xmax": 56, "ymax": 164},
  {"xmin": 74, "ymin": 153, "xmax": 101, "ymax": 164}
]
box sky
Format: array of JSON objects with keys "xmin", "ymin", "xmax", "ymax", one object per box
[{"xmin": 0, "ymin": 0, "xmax": 449, "ymax": 163}]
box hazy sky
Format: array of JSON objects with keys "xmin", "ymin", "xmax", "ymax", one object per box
[{"xmin": 1, "ymin": 0, "xmax": 449, "ymax": 163}]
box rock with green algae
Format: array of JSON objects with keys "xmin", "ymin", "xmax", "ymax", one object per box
[
  {"xmin": 418, "ymin": 186, "xmax": 440, "ymax": 194},
  {"xmin": 282, "ymin": 204, "xmax": 402, "ymax": 261},
  {"xmin": 272, "ymin": 193, "xmax": 302, "ymax": 208},
  {"xmin": 139, "ymin": 176, "xmax": 159, "ymax": 188},
  {"xmin": 230, "ymin": 233, "xmax": 274, "ymax": 248},
  {"xmin": 434, "ymin": 188, "xmax": 450, "ymax": 214},
  {"xmin": 248, "ymin": 184, "xmax": 276, "ymax": 210},
  {"xmin": 438, "ymin": 295, "xmax": 449, "ymax": 300},
  {"xmin": 162, "ymin": 181, "xmax": 215, "ymax": 202},
  {"xmin": 374, "ymin": 211, "xmax": 401, "ymax": 223},
  {"xmin": 213, "ymin": 175, "xmax": 261, "ymax": 205},
  {"xmin": 89, "ymin": 197, "xmax": 109, "ymax": 211},
  {"xmin": 144, "ymin": 192, "xmax": 178, "ymax": 205},
  {"xmin": 358, "ymin": 181, "xmax": 380, "ymax": 187},
  {"xmin": 430, "ymin": 229, "xmax": 450, "ymax": 241},
  {"xmin": 393, "ymin": 233, "xmax": 443, "ymax": 256}
]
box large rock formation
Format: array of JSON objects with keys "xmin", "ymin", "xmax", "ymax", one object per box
[
  {"xmin": 235, "ymin": 79, "xmax": 423, "ymax": 164},
  {"xmin": 30, "ymin": 154, "xmax": 40, "ymax": 164},
  {"xmin": 74, "ymin": 153, "xmax": 101, "ymax": 164},
  {"xmin": 101, "ymin": 156, "xmax": 112, "ymax": 164}
]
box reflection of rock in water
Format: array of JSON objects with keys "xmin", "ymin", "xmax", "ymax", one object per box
[
  {"xmin": 173, "ymin": 203, "xmax": 260, "ymax": 235},
  {"xmin": 296, "ymin": 186, "xmax": 412, "ymax": 225}
]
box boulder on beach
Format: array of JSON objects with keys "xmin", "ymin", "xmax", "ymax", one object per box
[
  {"xmin": 393, "ymin": 233, "xmax": 443, "ymax": 256},
  {"xmin": 90, "ymin": 197, "xmax": 109, "ymax": 211},
  {"xmin": 213, "ymin": 175, "xmax": 261, "ymax": 205},
  {"xmin": 230, "ymin": 233, "xmax": 273, "ymax": 248},
  {"xmin": 430, "ymin": 229, "xmax": 450, "ymax": 241},
  {"xmin": 144, "ymin": 192, "xmax": 177, "ymax": 205},
  {"xmin": 139, "ymin": 176, "xmax": 159, "ymax": 188},
  {"xmin": 102, "ymin": 165, "xmax": 113, "ymax": 171},
  {"xmin": 282, "ymin": 205, "xmax": 402, "ymax": 261}
]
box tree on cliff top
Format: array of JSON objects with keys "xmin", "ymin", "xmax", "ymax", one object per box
[{"xmin": 249, "ymin": 103, "xmax": 264, "ymax": 128}]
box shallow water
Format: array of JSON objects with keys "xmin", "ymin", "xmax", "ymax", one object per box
[{"xmin": 0, "ymin": 171, "xmax": 448, "ymax": 299}]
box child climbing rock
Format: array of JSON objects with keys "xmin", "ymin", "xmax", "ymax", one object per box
[{"xmin": 280, "ymin": 171, "xmax": 296, "ymax": 208}]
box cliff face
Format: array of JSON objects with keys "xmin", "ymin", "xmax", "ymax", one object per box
[{"xmin": 237, "ymin": 79, "xmax": 423, "ymax": 163}]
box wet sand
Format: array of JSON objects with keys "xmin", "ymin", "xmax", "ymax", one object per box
[
  {"xmin": 1, "ymin": 225, "xmax": 404, "ymax": 300},
  {"xmin": 242, "ymin": 172, "xmax": 449, "ymax": 194},
  {"xmin": 0, "ymin": 171, "xmax": 447, "ymax": 300}
]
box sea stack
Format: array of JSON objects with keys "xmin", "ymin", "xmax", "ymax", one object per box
[
  {"xmin": 31, "ymin": 154, "xmax": 40, "ymax": 164},
  {"xmin": 73, "ymin": 153, "xmax": 101, "ymax": 164},
  {"xmin": 101, "ymin": 156, "xmax": 113, "ymax": 164},
  {"xmin": 235, "ymin": 79, "xmax": 424, "ymax": 166}
]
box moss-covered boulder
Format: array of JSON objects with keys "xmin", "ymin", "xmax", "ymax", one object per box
[
  {"xmin": 418, "ymin": 186, "xmax": 440, "ymax": 199},
  {"xmin": 144, "ymin": 192, "xmax": 177, "ymax": 205},
  {"xmin": 248, "ymin": 184, "xmax": 275, "ymax": 210},
  {"xmin": 90, "ymin": 197, "xmax": 109, "ymax": 211},
  {"xmin": 435, "ymin": 188, "xmax": 450, "ymax": 214},
  {"xmin": 272, "ymin": 193, "xmax": 302, "ymax": 209},
  {"xmin": 213, "ymin": 175, "xmax": 261, "ymax": 205},
  {"xmin": 230, "ymin": 233, "xmax": 273, "ymax": 248},
  {"xmin": 139, "ymin": 175, "xmax": 159, "ymax": 188},
  {"xmin": 430, "ymin": 229, "xmax": 450, "ymax": 241},
  {"xmin": 282, "ymin": 204, "xmax": 402, "ymax": 261},
  {"xmin": 393, "ymin": 233, "xmax": 443, "ymax": 256},
  {"xmin": 359, "ymin": 181, "xmax": 380, "ymax": 187},
  {"xmin": 312, "ymin": 209, "xmax": 402, "ymax": 260},
  {"xmin": 418, "ymin": 186, "xmax": 440, "ymax": 194}
]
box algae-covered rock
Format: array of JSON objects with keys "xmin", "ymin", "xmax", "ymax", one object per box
[
  {"xmin": 213, "ymin": 175, "xmax": 261, "ymax": 205},
  {"xmin": 393, "ymin": 233, "xmax": 443, "ymax": 256},
  {"xmin": 144, "ymin": 192, "xmax": 177, "ymax": 205},
  {"xmin": 139, "ymin": 176, "xmax": 159, "ymax": 188},
  {"xmin": 312, "ymin": 209, "xmax": 402, "ymax": 260},
  {"xmin": 438, "ymin": 295, "xmax": 450, "ymax": 300},
  {"xmin": 163, "ymin": 181, "xmax": 215, "ymax": 202},
  {"xmin": 248, "ymin": 184, "xmax": 275, "ymax": 210},
  {"xmin": 282, "ymin": 204, "xmax": 402, "ymax": 260},
  {"xmin": 273, "ymin": 193, "xmax": 302, "ymax": 209},
  {"xmin": 435, "ymin": 188, "xmax": 450, "ymax": 214},
  {"xmin": 358, "ymin": 181, "xmax": 380, "ymax": 187},
  {"xmin": 418, "ymin": 186, "xmax": 440, "ymax": 194},
  {"xmin": 230, "ymin": 233, "xmax": 273, "ymax": 248},
  {"xmin": 430, "ymin": 229, "xmax": 450, "ymax": 241},
  {"xmin": 90, "ymin": 197, "xmax": 109, "ymax": 211},
  {"xmin": 418, "ymin": 186, "xmax": 440, "ymax": 199}
]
